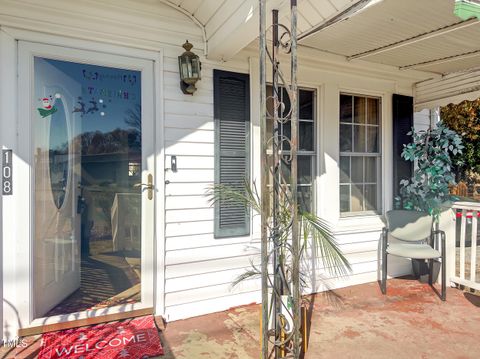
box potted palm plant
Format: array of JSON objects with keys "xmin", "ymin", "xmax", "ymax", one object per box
[{"xmin": 208, "ymin": 180, "xmax": 351, "ymax": 294}]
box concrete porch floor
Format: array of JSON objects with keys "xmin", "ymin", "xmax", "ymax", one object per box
[{"xmin": 2, "ymin": 277, "xmax": 479, "ymax": 358}]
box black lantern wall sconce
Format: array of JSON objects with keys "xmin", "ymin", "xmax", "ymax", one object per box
[{"xmin": 178, "ymin": 40, "xmax": 202, "ymax": 95}]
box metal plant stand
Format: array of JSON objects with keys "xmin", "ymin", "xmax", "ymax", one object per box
[{"xmin": 259, "ymin": 1, "xmax": 300, "ymax": 358}]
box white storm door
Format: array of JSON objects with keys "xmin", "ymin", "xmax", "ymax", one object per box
[
  {"xmin": 18, "ymin": 41, "xmax": 155, "ymax": 321},
  {"xmin": 33, "ymin": 57, "xmax": 82, "ymax": 317}
]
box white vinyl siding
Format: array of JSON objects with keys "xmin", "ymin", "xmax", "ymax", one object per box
[
  {"xmin": 415, "ymin": 68, "xmax": 480, "ymax": 111},
  {"xmin": 1, "ymin": 0, "xmax": 433, "ymax": 333},
  {"xmin": 164, "ymin": 62, "xmax": 258, "ymax": 320}
]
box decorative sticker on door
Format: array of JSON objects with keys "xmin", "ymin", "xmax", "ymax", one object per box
[
  {"xmin": 37, "ymin": 93, "xmax": 61, "ymax": 118},
  {"xmin": 73, "ymin": 96, "xmax": 108, "ymax": 117}
]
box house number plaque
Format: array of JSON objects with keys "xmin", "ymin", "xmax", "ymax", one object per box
[{"xmin": 2, "ymin": 149, "xmax": 12, "ymax": 195}]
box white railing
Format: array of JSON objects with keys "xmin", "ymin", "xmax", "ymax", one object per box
[{"xmin": 451, "ymin": 201, "xmax": 480, "ymax": 291}]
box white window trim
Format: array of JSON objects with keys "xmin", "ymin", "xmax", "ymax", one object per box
[
  {"xmin": 339, "ymin": 93, "xmax": 382, "ymax": 216},
  {"xmin": 338, "ymin": 90, "xmax": 386, "ymax": 220}
]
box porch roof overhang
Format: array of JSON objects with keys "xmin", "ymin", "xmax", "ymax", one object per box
[
  {"xmin": 165, "ymin": 0, "xmax": 480, "ymax": 110},
  {"xmin": 295, "ymin": 0, "xmax": 480, "ymax": 110},
  {"xmin": 159, "ymin": 0, "xmax": 376, "ymax": 60}
]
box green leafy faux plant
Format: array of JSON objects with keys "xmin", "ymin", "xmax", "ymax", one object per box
[{"xmin": 396, "ymin": 121, "xmax": 464, "ymax": 218}]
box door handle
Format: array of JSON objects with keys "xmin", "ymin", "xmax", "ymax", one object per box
[{"xmin": 134, "ymin": 173, "xmax": 154, "ymax": 200}]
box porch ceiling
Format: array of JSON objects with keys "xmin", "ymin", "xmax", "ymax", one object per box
[
  {"xmin": 299, "ymin": 0, "xmax": 480, "ymax": 76},
  {"xmin": 160, "ymin": 0, "xmax": 368, "ymax": 60}
]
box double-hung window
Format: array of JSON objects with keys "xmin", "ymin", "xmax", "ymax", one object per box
[
  {"xmin": 339, "ymin": 94, "xmax": 381, "ymax": 215},
  {"xmin": 266, "ymin": 86, "xmax": 316, "ymax": 212}
]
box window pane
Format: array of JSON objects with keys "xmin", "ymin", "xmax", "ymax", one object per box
[
  {"xmin": 340, "ymin": 95, "xmax": 352, "ymax": 123},
  {"xmin": 266, "ymin": 86, "xmax": 292, "ymax": 119},
  {"xmin": 340, "ymin": 124, "xmax": 352, "ymax": 152},
  {"xmin": 282, "ymin": 122, "xmax": 291, "ymax": 151},
  {"xmin": 367, "ymin": 98, "xmax": 379, "ymax": 125},
  {"xmin": 351, "ymin": 156, "xmax": 363, "ymax": 183},
  {"xmin": 351, "ymin": 184, "xmax": 364, "ymax": 212},
  {"xmin": 353, "ymin": 124, "xmax": 366, "ymax": 152},
  {"xmin": 266, "ymin": 118, "xmax": 274, "ymax": 152},
  {"xmin": 280, "ymin": 87, "xmax": 291, "ymax": 119},
  {"xmin": 367, "ymin": 126, "xmax": 379, "ymax": 153},
  {"xmin": 299, "ymin": 90, "xmax": 313, "ymax": 119},
  {"xmin": 266, "ymin": 86, "xmax": 274, "ymax": 118},
  {"xmin": 298, "ymin": 155, "xmax": 312, "ymax": 185},
  {"xmin": 268, "ymin": 156, "xmax": 294, "ymax": 185},
  {"xmin": 280, "ymin": 157, "xmax": 291, "ymax": 183},
  {"xmin": 365, "ymin": 184, "xmax": 377, "ymax": 211},
  {"xmin": 272, "ymin": 156, "xmax": 312, "ymax": 185},
  {"xmin": 354, "ymin": 96, "xmax": 366, "ymax": 124},
  {"xmin": 298, "ymin": 186, "xmax": 312, "ymax": 213},
  {"xmin": 340, "ymin": 185, "xmax": 350, "ymax": 212},
  {"xmin": 267, "ymin": 154, "xmax": 274, "ymax": 186},
  {"xmin": 339, "ymin": 156, "xmax": 350, "ymax": 183},
  {"xmin": 299, "ymin": 122, "xmax": 314, "ymax": 151},
  {"xmin": 365, "ymin": 157, "xmax": 377, "ymax": 183}
]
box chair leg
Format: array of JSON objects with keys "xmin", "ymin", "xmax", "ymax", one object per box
[
  {"xmin": 382, "ymin": 251, "xmax": 387, "ymax": 295},
  {"xmin": 428, "ymin": 259, "xmax": 433, "ymax": 286},
  {"xmin": 441, "ymin": 252, "xmax": 446, "ymax": 301}
]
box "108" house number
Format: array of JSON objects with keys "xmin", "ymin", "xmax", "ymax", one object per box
[{"xmin": 2, "ymin": 150, "xmax": 12, "ymax": 195}]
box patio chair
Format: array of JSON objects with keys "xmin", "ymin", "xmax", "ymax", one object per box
[{"xmin": 381, "ymin": 210, "xmax": 446, "ymax": 301}]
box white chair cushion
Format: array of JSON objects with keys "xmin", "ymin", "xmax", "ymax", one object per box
[{"xmin": 387, "ymin": 243, "xmax": 441, "ymax": 259}]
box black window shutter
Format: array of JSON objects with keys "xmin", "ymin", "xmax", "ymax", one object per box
[
  {"xmin": 392, "ymin": 94, "xmax": 414, "ymax": 206},
  {"xmin": 214, "ymin": 70, "xmax": 250, "ymax": 238}
]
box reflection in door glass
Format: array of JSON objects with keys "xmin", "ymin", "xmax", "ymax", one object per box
[
  {"xmin": 34, "ymin": 57, "xmax": 142, "ymax": 318},
  {"xmin": 49, "ymin": 99, "xmax": 69, "ymax": 209}
]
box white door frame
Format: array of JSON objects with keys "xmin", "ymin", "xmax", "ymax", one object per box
[{"xmin": 6, "ymin": 31, "xmax": 165, "ymax": 332}]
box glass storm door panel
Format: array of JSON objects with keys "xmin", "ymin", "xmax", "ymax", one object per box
[{"xmin": 33, "ymin": 57, "xmax": 147, "ymax": 318}]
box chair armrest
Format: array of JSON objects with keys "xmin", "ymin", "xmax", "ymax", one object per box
[
  {"xmin": 382, "ymin": 227, "xmax": 389, "ymax": 247},
  {"xmin": 432, "ymin": 230, "xmax": 446, "ymax": 253}
]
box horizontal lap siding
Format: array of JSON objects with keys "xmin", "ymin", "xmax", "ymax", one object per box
[
  {"xmin": 162, "ymin": 45, "xmax": 413, "ymax": 318},
  {"xmin": 0, "ymin": 0, "xmax": 203, "ymax": 49},
  {"xmin": 0, "ymin": 0, "xmax": 259, "ymax": 323},
  {"xmin": 164, "ymin": 52, "xmax": 409, "ymax": 318},
  {"xmin": 301, "ymin": 228, "xmax": 409, "ymax": 291},
  {"xmin": 163, "ymin": 49, "xmax": 256, "ymax": 320},
  {"xmin": 414, "ymin": 109, "xmax": 431, "ymax": 132},
  {"xmin": 1, "ymin": 0, "xmax": 414, "ymax": 323},
  {"xmin": 415, "ymin": 68, "xmax": 480, "ymax": 109}
]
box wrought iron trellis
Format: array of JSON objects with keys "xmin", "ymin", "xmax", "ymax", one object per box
[{"xmin": 259, "ymin": 0, "xmax": 301, "ymax": 358}]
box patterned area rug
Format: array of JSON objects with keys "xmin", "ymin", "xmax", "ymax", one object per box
[{"xmin": 38, "ymin": 316, "xmax": 163, "ymax": 359}]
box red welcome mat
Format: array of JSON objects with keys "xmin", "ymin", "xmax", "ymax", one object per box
[{"xmin": 38, "ymin": 316, "xmax": 164, "ymax": 359}]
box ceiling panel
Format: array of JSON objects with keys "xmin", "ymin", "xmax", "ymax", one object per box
[
  {"xmin": 179, "ymin": 0, "xmax": 204, "ymax": 14},
  {"xmin": 193, "ymin": 0, "xmax": 225, "ymax": 24},
  {"xmin": 363, "ymin": 25, "xmax": 480, "ymax": 67},
  {"xmin": 299, "ymin": 0, "xmax": 325, "ymax": 25},
  {"xmin": 299, "ymin": 0, "xmax": 480, "ymax": 74},
  {"xmin": 302, "ymin": 0, "xmax": 461, "ymax": 56},
  {"xmin": 414, "ymin": 54, "xmax": 480, "ymax": 75}
]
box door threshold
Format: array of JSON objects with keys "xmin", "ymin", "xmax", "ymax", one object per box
[{"xmin": 18, "ymin": 307, "xmax": 153, "ymax": 337}]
